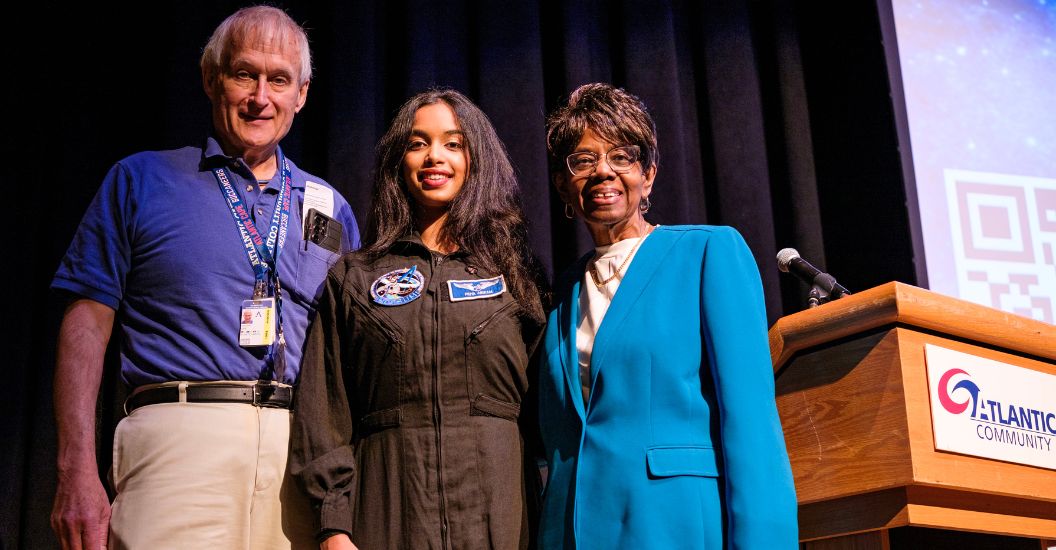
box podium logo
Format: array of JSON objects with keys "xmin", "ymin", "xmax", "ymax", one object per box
[
  {"xmin": 936, "ymin": 366, "xmax": 1055, "ymax": 453},
  {"xmin": 937, "ymin": 368, "xmax": 980, "ymax": 416},
  {"xmin": 926, "ymin": 345, "xmax": 1056, "ymax": 470}
]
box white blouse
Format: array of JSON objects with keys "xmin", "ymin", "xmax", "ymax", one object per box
[{"xmin": 575, "ymin": 231, "xmax": 652, "ymax": 403}]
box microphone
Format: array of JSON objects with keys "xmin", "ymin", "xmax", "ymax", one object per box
[{"xmin": 776, "ymin": 248, "xmax": 850, "ymax": 301}]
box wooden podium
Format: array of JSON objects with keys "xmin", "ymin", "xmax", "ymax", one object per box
[{"xmin": 769, "ymin": 282, "xmax": 1056, "ymax": 549}]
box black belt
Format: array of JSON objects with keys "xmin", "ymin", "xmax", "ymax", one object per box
[{"xmin": 126, "ymin": 383, "xmax": 293, "ymax": 413}]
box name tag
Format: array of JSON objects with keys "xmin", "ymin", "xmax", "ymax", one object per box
[
  {"xmin": 239, "ymin": 298, "xmax": 276, "ymax": 346},
  {"xmin": 448, "ymin": 275, "xmax": 506, "ymax": 302}
]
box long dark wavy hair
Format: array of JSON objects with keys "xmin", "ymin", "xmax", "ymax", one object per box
[{"xmin": 363, "ymin": 89, "xmax": 547, "ymax": 323}]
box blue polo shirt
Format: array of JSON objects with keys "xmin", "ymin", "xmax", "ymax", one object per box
[{"xmin": 53, "ymin": 138, "xmax": 359, "ymax": 387}]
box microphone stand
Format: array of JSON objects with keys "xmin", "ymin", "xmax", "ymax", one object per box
[
  {"xmin": 776, "ymin": 248, "xmax": 851, "ymax": 309},
  {"xmin": 805, "ymin": 272, "xmax": 850, "ymax": 309},
  {"xmin": 807, "ymin": 286, "xmax": 824, "ymax": 309}
]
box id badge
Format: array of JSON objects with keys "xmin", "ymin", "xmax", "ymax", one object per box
[{"xmin": 239, "ymin": 297, "xmax": 276, "ymax": 347}]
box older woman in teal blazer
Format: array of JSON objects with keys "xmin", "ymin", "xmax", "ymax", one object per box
[{"xmin": 538, "ymin": 84, "xmax": 798, "ymax": 549}]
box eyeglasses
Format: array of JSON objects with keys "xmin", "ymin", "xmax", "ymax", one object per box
[{"xmin": 565, "ymin": 145, "xmax": 641, "ymax": 176}]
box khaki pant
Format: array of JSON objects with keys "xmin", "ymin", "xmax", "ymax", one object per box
[{"xmin": 108, "ymin": 391, "xmax": 316, "ymax": 549}]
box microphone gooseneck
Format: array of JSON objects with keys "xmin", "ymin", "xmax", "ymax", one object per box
[{"xmin": 775, "ymin": 248, "xmax": 850, "ymax": 308}]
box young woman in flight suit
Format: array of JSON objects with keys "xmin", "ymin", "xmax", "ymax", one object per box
[{"xmin": 291, "ymin": 89, "xmax": 547, "ymax": 550}]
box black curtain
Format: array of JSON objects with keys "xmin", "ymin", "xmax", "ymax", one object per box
[{"xmin": 6, "ymin": 1, "xmax": 917, "ymax": 547}]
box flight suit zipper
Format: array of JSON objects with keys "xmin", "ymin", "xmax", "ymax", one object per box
[
  {"xmin": 466, "ymin": 301, "xmax": 518, "ymax": 342},
  {"xmin": 429, "ymin": 253, "xmax": 451, "ymax": 549},
  {"xmin": 352, "ymin": 295, "xmax": 402, "ymax": 344}
]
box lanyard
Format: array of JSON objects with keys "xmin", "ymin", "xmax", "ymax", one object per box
[
  {"xmin": 213, "ymin": 148, "xmax": 294, "ymax": 381},
  {"xmin": 213, "ymin": 148, "xmax": 293, "ymax": 292}
]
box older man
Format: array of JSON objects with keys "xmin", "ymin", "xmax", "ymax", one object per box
[{"xmin": 49, "ymin": 7, "xmax": 358, "ymax": 549}]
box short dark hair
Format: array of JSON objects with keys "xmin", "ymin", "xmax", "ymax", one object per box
[
  {"xmin": 364, "ymin": 88, "xmax": 546, "ymax": 322},
  {"xmin": 546, "ymin": 83, "xmax": 659, "ymax": 176}
]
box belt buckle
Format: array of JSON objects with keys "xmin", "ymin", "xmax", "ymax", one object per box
[
  {"xmin": 253, "ymin": 382, "xmax": 280, "ymax": 408},
  {"xmin": 252, "ymin": 382, "xmax": 266, "ymax": 407}
]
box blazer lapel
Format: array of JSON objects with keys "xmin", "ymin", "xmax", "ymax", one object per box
[
  {"xmin": 588, "ymin": 229, "xmax": 680, "ymax": 396},
  {"xmin": 557, "ymin": 260, "xmax": 589, "ymax": 420}
]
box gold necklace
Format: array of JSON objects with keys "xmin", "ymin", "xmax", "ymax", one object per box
[{"xmin": 588, "ymin": 225, "xmax": 657, "ymax": 288}]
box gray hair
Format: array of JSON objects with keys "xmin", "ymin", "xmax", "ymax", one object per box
[{"xmin": 200, "ymin": 6, "xmax": 312, "ymax": 85}]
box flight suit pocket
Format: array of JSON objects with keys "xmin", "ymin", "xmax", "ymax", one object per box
[
  {"xmin": 470, "ymin": 394, "xmax": 521, "ymax": 421},
  {"xmin": 356, "ymin": 407, "xmax": 402, "ymax": 438},
  {"xmin": 464, "ymin": 300, "xmax": 527, "ymax": 405}
]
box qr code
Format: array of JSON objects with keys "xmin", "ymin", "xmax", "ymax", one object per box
[{"xmin": 945, "ymin": 169, "xmax": 1056, "ymax": 323}]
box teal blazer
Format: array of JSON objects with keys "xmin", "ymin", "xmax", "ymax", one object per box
[{"xmin": 538, "ymin": 226, "xmax": 798, "ymax": 549}]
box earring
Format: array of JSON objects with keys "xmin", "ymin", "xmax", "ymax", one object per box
[
  {"xmin": 564, "ymin": 203, "xmax": 576, "ymax": 219},
  {"xmin": 639, "ymin": 195, "xmax": 651, "ymax": 214}
]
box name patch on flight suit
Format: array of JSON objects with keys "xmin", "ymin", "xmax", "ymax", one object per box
[{"xmin": 447, "ymin": 275, "xmax": 506, "ymax": 302}]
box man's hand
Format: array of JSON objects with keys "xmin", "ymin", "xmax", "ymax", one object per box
[
  {"xmin": 320, "ymin": 533, "xmax": 359, "ymax": 550},
  {"xmin": 51, "ymin": 299, "xmax": 115, "ymax": 550},
  {"xmin": 51, "ymin": 468, "xmax": 110, "ymax": 550}
]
